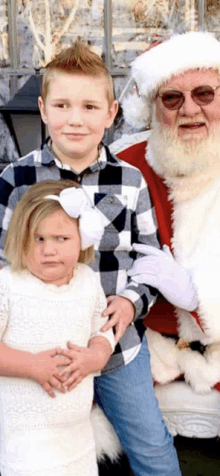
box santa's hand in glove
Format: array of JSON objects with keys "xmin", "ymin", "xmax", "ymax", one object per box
[{"xmin": 128, "ymin": 244, "xmax": 198, "ymax": 312}]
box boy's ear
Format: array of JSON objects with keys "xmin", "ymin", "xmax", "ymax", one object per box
[
  {"xmin": 38, "ymin": 96, "xmax": 48, "ymax": 124},
  {"xmin": 105, "ymin": 100, "xmax": 119, "ymax": 129}
]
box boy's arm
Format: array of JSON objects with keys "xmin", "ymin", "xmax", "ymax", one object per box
[
  {"xmin": 119, "ymin": 174, "xmax": 159, "ymax": 316},
  {"xmin": 101, "ymin": 295, "xmax": 135, "ymax": 343},
  {"xmin": 101, "ymin": 174, "xmax": 159, "ymax": 342}
]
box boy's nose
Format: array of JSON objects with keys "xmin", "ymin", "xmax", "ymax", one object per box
[{"xmin": 67, "ymin": 107, "xmax": 83, "ymax": 126}]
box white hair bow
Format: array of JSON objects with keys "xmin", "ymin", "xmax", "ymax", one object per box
[{"xmin": 45, "ymin": 187, "xmax": 104, "ymax": 250}]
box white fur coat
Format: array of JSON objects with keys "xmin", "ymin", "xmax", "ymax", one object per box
[
  {"xmin": 146, "ymin": 150, "xmax": 220, "ymax": 394},
  {"xmin": 110, "ymin": 132, "xmax": 220, "ymax": 395}
]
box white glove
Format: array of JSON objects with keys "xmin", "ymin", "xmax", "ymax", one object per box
[{"xmin": 128, "ymin": 244, "xmax": 198, "ymax": 311}]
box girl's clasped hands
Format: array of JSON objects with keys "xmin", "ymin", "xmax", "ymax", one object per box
[{"xmin": 33, "ymin": 341, "xmax": 103, "ymax": 398}]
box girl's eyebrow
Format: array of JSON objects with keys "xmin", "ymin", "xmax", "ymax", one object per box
[{"xmin": 36, "ymin": 233, "xmax": 73, "ymax": 237}]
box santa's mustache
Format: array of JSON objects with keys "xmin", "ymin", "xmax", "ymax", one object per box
[{"xmin": 176, "ymin": 115, "xmax": 208, "ymax": 127}]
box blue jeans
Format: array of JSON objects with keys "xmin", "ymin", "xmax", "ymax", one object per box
[{"xmin": 94, "ymin": 335, "xmax": 181, "ymax": 476}]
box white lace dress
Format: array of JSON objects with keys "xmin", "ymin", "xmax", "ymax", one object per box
[{"xmin": 0, "ymin": 264, "xmax": 114, "ymax": 476}]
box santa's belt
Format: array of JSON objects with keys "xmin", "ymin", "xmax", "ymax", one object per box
[
  {"xmin": 162, "ymin": 334, "xmax": 207, "ymax": 355},
  {"xmin": 177, "ymin": 338, "xmax": 207, "ymax": 355}
]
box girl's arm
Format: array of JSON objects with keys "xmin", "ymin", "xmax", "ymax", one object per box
[
  {"xmin": 56, "ymin": 336, "xmax": 112, "ymax": 390},
  {"xmin": 56, "ymin": 273, "xmax": 115, "ymax": 389},
  {"xmin": 88, "ymin": 335, "xmax": 113, "ymax": 370},
  {"xmin": 0, "ymin": 342, "xmax": 71, "ymax": 397},
  {"xmin": 0, "ymin": 277, "xmax": 71, "ymax": 397}
]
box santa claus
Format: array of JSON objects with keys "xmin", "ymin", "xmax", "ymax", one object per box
[{"xmin": 117, "ymin": 31, "xmax": 220, "ymax": 395}]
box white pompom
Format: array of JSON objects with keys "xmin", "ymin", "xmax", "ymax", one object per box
[{"xmin": 122, "ymin": 93, "xmax": 151, "ymax": 128}]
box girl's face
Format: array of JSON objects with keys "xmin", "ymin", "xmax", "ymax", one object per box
[{"xmin": 25, "ymin": 209, "xmax": 81, "ymax": 286}]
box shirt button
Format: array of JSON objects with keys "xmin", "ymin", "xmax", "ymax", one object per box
[
  {"xmin": 109, "ymin": 196, "xmax": 114, "ymax": 203},
  {"xmin": 76, "ymin": 176, "xmax": 81, "ymax": 183}
]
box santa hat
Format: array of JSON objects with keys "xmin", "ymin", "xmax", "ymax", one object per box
[{"xmin": 122, "ymin": 31, "xmax": 220, "ymax": 128}]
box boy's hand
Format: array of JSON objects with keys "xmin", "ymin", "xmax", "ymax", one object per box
[
  {"xmin": 101, "ymin": 295, "xmax": 135, "ymax": 343},
  {"xmin": 29, "ymin": 349, "xmax": 71, "ymax": 398},
  {"xmin": 56, "ymin": 343, "xmax": 104, "ymax": 390}
]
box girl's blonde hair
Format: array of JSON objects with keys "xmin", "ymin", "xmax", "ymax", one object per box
[{"xmin": 4, "ymin": 180, "xmax": 94, "ymax": 271}]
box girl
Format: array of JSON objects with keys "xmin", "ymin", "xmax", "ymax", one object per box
[{"xmin": 0, "ymin": 180, "xmax": 115, "ymax": 476}]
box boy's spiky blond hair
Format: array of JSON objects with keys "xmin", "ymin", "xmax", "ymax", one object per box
[{"xmin": 41, "ymin": 39, "xmax": 115, "ymax": 105}]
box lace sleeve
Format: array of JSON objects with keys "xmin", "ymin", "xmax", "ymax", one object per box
[{"xmin": 90, "ymin": 277, "xmax": 115, "ymax": 353}]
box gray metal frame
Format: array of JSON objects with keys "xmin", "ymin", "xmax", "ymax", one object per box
[
  {"xmin": 3, "ymin": 1, "xmax": 207, "ymax": 92},
  {"xmin": 7, "ymin": 0, "xmax": 18, "ymax": 96},
  {"xmin": 198, "ymin": 0, "xmax": 206, "ymax": 31}
]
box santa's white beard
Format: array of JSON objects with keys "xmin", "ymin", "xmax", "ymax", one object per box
[{"xmin": 148, "ymin": 110, "xmax": 220, "ymax": 178}]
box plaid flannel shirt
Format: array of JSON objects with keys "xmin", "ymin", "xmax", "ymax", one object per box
[{"xmin": 0, "ymin": 140, "xmax": 159, "ymax": 374}]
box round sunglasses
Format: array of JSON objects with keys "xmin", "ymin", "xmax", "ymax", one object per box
[{"xmin": 158, "ymin": 84, "xmax": 220, "ymax": 110}]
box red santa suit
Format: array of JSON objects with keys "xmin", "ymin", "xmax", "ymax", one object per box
[
  {"xmin": 118, "ymin": 31, "xmax": 220, "ymax": 395},
  {"xmin": 113, "ymin": 134, "xmax": 220, "ymax": 393}
]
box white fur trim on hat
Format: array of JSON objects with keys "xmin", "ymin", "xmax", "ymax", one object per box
[{"xmin": 123, "ymin": 31, "xmax": 220, "ymax": 127}]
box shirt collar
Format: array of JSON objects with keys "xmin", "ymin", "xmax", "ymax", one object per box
[
  {"xmin": 41, "ymin": 139, "xmax": 108, "ymax": 173},
  {"xmin": 39, "ymin": 139, "xmax": 57, "ymax": 166}
]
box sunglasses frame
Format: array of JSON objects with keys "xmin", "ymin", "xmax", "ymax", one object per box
[{"xmin": 158, "ymin": 84, "xmax": 220, "ymax": 110}]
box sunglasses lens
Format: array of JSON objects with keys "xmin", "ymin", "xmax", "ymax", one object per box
[
  {"xmin": 192, "ymin": 85, "xmax": 215, "ymax": 105},
  {"xmin": 161, "ymin": 91, "xmax": 183, "ymax": 109}
]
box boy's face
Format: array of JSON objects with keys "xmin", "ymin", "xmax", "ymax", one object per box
[
  {"xmin": 25, "ymin": 209, "xmax": 81, "ymax": 286},
  {"xmin": 39, "ymin": 73, "xmax": 118, "ymax": 171}
]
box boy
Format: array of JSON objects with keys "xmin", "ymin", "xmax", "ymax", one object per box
[{"xmin": 0, "ymin": 41, "xmax": 181, "ymax": 475}]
